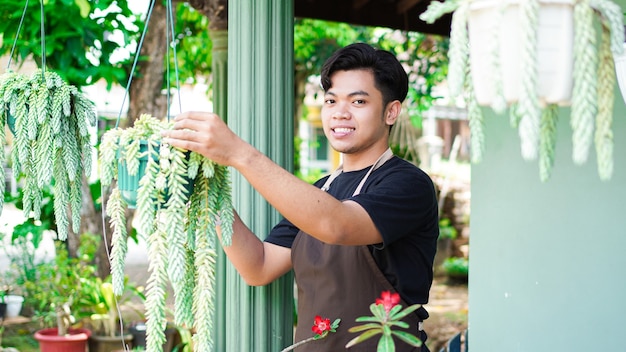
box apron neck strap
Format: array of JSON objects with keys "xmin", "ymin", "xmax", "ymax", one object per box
[{"xmin": 320, "ymin": 148, "xmax": 393, "ymax": 196}]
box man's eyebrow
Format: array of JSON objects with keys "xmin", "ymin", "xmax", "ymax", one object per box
[
  {"xmin": 349, "ymin": 90, "xmax": 370, "ymax": 97},
  {"xmin": 324, "ymin": 90, "xmax": 370, "ymax": 97}
]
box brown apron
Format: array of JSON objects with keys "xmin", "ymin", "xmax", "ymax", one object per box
[{"xmin": 291, "ymin": 149, "xmax": 424, "ymax": 351}]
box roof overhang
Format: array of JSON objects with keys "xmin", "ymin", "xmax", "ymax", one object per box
[{"xmin": 294, "ymin": 0, "xmax": 452, "ymax": 36}]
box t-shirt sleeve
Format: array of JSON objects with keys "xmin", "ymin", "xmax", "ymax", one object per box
[
  {"xmin": 350, "ymin": 167, "xmax": 439, "ymax": 247},
  {"xmin": 264, "ymin": 177, "xmax": 329, "ymax": 248},
  {"xmin": 264, "ymin": 217, "xmax": 300, "ymax": 248}
]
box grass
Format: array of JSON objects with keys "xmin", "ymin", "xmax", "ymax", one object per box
[{"xmin": 1, "ymin": 323, "xmax": 39, "ymax": 352}]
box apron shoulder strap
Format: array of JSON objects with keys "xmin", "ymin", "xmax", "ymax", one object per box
[{"xmin": 320, "ymin": 148, "xmax": 394, "ymax": 194}]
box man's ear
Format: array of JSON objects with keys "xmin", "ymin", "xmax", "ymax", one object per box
[{"xmin": 385, "ymin": 101, "xmax": 402, "ymax": 126}]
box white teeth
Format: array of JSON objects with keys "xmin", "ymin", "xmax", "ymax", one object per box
[{"xmin": 334, "ymin": 128, "xmax": 354, "ymax": 133}]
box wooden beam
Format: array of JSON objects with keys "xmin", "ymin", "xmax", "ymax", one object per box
[
  {"xmin": 353, "ymin": 0, "xmax": 371, "ymax": 10},
  {"xmin": 397, "ymin": 0, "xmax": 422, "ymax": 14}
]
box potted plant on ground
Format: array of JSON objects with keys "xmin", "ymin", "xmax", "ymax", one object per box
[
  {"xmin": 420, "ymin": 0, "xmax": 624, "ymax": 181},
  {"xmin": 29, "ymin": 233, "xmax": 99, "ymax": 352},
  {"xmin": 82, "ymin": 276, "xmax": 145, "ymax": 352},
  {"xmin": 0, "ymin": 69, "xmax": 96, "ymax": 239},
  {"xmin": 100, "ymin": 113, "xmax": 234, "ymax": 352}
]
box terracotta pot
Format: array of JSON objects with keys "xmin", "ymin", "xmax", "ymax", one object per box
[{"xmin": 34, "ymin": 328, "xmax": 91, "ymax": 352}]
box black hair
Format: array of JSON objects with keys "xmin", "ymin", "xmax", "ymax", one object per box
[{"xmin": 320, "ymin": 43, "xmax": 409, "ymax": 107}]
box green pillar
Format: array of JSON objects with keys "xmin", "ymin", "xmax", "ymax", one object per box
[
  {"xmin": 209, "ymin": 28, "xmax": 230, "ymax": 351},
  {"xmin": 219, "ymin": 1, "xmax": 295, "ymax": 351}
]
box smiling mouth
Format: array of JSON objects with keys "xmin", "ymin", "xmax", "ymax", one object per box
[{"xmin": 332, "ymin": 127, "xmax": 355, "ymax": 133}]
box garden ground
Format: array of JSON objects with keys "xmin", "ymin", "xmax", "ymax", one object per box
[
  {"xmin": 1, "ymin": 203, "xmax": 468, "ymax": 352},
  {"xmin": 1, "ymin": 275, "xmax": 468, "ymax": 352}
]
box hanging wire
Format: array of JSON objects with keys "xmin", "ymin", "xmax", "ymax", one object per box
[
  {"xmin": 6, "ymin": 0, "xmax": 31, "ymax": 70},
  {"xmin": 166, "ymin": 0, "xmax": 183, "ymax": 119},
  {"xmin": 166, "ymin": 1, "xmax": 172, "ymax": 120},
  {"xmin": 39, "ymin": 0, "xmax": 45, "ymax": 77},
  {"xmin": 114, "ymin": 0, "xmax": 157, "ymax": 128}
]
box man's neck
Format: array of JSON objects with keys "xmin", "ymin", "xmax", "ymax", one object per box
[{"xmin": 341, "ymin": 146, "xmax": 390, "ymax": 172}]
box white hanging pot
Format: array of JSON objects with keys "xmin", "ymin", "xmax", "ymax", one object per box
[{"xmin": 467, "ymin": 0, "xmax": 575, "ymax": 107}]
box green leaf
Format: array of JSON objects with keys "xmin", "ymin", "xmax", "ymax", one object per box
[
  {"xmin": 355, "ymin": 316, "xmax": 383, "ymax": 323},
  {"xmin": 391, "ymin": 330, "xmax": 423, "ymax": 347},
  {"xmin": 345, "ymin": 329, "xmax": 382, "ymax": 349},
  {"xmin": 388, "ymin": 304, "xmax": 403, "ymax": 317},
  {"xmin": 74, "ymin": 0, "xmax": 91, "ymax": 18},
  {"xmin": 389, "ymin": 304, "xmax": 422, "ymax": 321},
  {"xmin": 371, "ymin": 303, "xmax": 387, "ymax": 321},
  {"xmin": 376, "ymin": 334, "xmax": 395, "ymax": 352},
  {"xmin": 348, "ymin": 323, "xmax": 383, "ymax": 333},
  {"xmin": 386, "ymin": 321, "xmax": 409, "ymax": 329}
]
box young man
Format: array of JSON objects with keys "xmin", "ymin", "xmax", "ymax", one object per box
[{"xmin": 163, "ymin": 43, "xmax": 439, "ymax": 351}]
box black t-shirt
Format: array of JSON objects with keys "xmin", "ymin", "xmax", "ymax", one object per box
[{"xmin": 265, "ymin": 156, "xmax": 439, "ymax": 306}]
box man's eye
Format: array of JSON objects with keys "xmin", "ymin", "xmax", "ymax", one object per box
[
  {"xmin": 354, "ymin": 100, "xmax": 365, "ymax": 105},
  {"xmin": 324, "ymin": 99, "xmax": 335, "ymax": 104}
]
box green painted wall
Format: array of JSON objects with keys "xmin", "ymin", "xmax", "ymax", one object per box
[{"xmin": 469, "ymin": 57, "xmax": 626, "ymax": 351}]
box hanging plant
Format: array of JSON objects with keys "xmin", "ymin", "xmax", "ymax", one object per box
[
  {"xmin": 0, "ymin": 69, "xmax": 96, "ymax": 239},
  {"xmin": 100, "ymin": 113, "xmax": 234, "ymax": 352},
  {"xmin": 420, "ymin": 0, "xmax": 624, "ymax": 181}
]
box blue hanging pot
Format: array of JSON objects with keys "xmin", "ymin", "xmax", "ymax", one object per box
[{"xmin": 117, "ymin": 140, "xmax": 194, "ymax": 208}]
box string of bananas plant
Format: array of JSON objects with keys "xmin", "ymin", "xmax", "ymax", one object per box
[
  {"xmin": 0, "ymin": 69, "xmax": 96, "ymax": 240},
  {"xmin": 420, "ymin": 0, "xmax": 624, "ymax": 181},
  {"xmin": 100, "ymin": 113, "xmax": 234, "ymax": 352}
]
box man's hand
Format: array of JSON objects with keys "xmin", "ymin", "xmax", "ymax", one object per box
[{"xmin": 162, "ymin": 111, "xmax": 249, "ymax": 167}]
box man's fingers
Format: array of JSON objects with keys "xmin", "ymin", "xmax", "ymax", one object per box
[
  {"xmin": 164, "ymin": 128, "xmax": 200, "ymax": 143},
  {"xmin": 163, "ymin": 134, "xmax": 202, "ymax": 152},
  {"xmin": 174, "ymin": 111, "xmax": 219, "ymax": 123}
]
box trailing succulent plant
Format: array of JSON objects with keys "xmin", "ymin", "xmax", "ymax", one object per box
[
  {"xmin": 420, "ymin": 0, "xmax": 624, "ymax": 181},
  {"xmin": 0, "ymin": 69, "xmax": 96, "ymax": 239},
  {"xmin": 100, "ymin": 113, "xmax": 234, "ymax": 352}
]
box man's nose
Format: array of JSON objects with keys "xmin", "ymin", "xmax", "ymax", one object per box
[{"xmin": 332, "ymin": 105, "xmax": 351, "ymax": 119}]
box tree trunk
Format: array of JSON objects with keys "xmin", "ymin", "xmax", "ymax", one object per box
[
  {"xmin": 66, "ymin": 175, "xmax": 107, "ymax": 277},
  {"xmin": 188, "ymin": 0, "xmax": 227, "ymax": 31},
  {"xmin": 126, "ymin": 0, "xmax": 169, "ymax": 126}
]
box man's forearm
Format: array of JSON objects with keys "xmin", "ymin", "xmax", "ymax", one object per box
[{"xmin": 217, "ymin": 211, "xmax": 291, "ymax": 286}]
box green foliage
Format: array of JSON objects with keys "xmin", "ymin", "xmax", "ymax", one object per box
[
  {"xmin": 171, "ymin": 3, "xmax": 213, "ymax": 86},
  {"xmin": 373, "ymin": 30, "xmax": 449, "ymax": 127},
  {"xmin": 0, "ymin": 0, "xmax": 139, "ymax": 88},
  {"xmin": 1, "ymin": 187, "xmax": 55, "ymax": 299},
  {"xmin": 25, "ymin": 233, "xmax": 100, "ymax": 330},
  {"xmin": 79, "ymin": 275, "xmax": 145, "ymax": 336},
  {"xmin": 438, "ymin": 218, "xmax": 458, "ymax": 240},
  {"xmin": 294, "ymin": 19, "xmax": 370, "ymax": 76},
  {"xmin": 443, "ymin": 257, "xmax": 469, "ymax": 279},
  {"xmin": 0, "ymin": 69, "xmax": 95, "ymax": 240},
  {"xmin": 100, "ymin": 114, "xmax": 233, "ymax": 352}
]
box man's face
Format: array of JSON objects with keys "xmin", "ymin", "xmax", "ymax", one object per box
[{"xmin": 321, "ymin": 69, "xmax": 392, "ymax": 157}]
